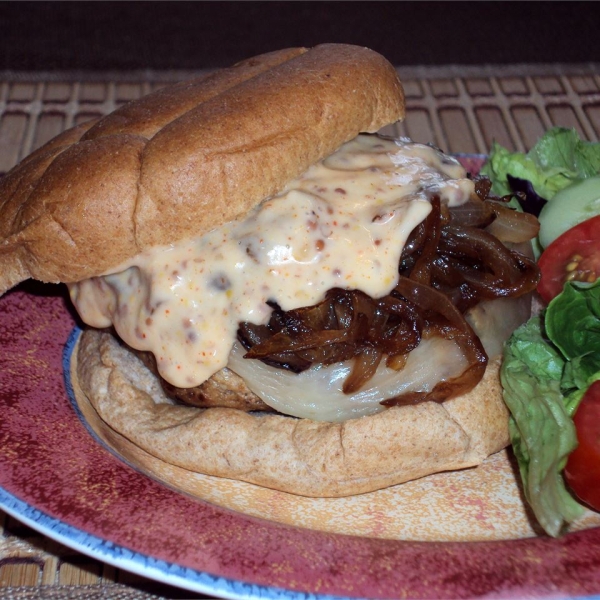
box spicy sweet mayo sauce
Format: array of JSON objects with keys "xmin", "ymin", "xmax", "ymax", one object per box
[{"xmin": 69, "ymin": 135, "xmax": 474, "ymax": 388}]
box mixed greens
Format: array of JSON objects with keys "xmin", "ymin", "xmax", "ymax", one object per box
[
  {"xmin": 482, "ymin": 127, "xmax": 600, "ymax": 536},
  {"xmin": 482, "ymin": 127, "xmax": 600, "ymax": 204},
  {"xmin": 502, "ymin": 281, "xmax": 600, "ymax": 536}
]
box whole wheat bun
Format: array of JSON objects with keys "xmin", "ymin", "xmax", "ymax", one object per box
[
  {"xmin": 3, "ymin": 43, "xmax": 511, "ymax": 496},
  {"xmin": 0, "ymin": 44, "xmax": 404, "ymax": 296},
  {"xmin": 75, "ymin": 328, "xmax": 509, "ymax": 497}
]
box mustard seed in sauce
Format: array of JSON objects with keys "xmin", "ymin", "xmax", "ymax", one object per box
[{"xmin": 69, "ymin": 135, "xmax": 474, "ymax": 388}]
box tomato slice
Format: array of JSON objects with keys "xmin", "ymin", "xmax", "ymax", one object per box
[
  {"xmin": 564, "ymin": 380, "xmax": 600, "ymax": 512},
  {"xmin": 537, "ymin": 215, "xmax": 600, "ymax": 303}
]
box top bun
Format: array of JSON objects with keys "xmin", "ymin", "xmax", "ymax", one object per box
[{"xmin": 0, "ymin": 44, "xmax": 405, "ymax": 295}]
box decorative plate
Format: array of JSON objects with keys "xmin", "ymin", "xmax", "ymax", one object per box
[{"xmin": 1, "ymin": 156, "xmax": 600, "ymax": 599}]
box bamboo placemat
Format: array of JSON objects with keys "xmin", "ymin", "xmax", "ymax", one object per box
[{"xmin": 1, "ymin": 64, "xmax": 599, "ymax": 599}]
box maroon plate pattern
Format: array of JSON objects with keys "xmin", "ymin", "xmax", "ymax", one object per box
[{"xmin": 1, "ymin": 284, "xmax": 600, "ymax": 598}]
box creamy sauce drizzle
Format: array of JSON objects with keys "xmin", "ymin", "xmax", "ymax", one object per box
[{"xmin": 69, "ymin": 135, "xmax": 474, "ymax": 388}]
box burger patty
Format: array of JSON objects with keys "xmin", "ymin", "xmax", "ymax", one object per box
[{"xmin": 133, "ymin": 345, "xmax": 272, "ymax": 412}]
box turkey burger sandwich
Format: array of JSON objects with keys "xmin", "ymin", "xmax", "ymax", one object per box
[{"xmin": 0, "ymin": 45, "xmax": 540, "ymax": 496}]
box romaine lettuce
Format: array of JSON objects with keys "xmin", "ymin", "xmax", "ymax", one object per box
[
  {"xmin": 481, "ymin": 127, "xmax": 600, "ymax": 201},
  {"xmin": 501, "ymin": 317, "xmax": 583, "ymax": 537},
  {"xmin": 531, "ymin": 127, "xmax": 600, "ymax": 180},
  {"xmin": 501, "ymin": 280, "xmax": 600, "ymax": 536}
]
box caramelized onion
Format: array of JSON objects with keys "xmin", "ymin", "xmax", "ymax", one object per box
[
  {"xmin": 236, "ymin": 176, "xmax": 540, "ymax": 408},
  {"xmin": 239, "ymin": 288, "xmax": 424, "ymax": 394},
  {"xmin": 407, "ymin": 196, "xmax": 442, "ymax": 285},
  {"xmin": 385, "ymin": 276, "xmax": 488, "ymax": 405},
  {"xmin": 486, "ymin": 201, "xmax": 541, "ymax": 243},
  {"xmin": 441, "ymin": 225, "xmax": 523, "ymax": 282},
  {"xmin": 228, "ymin": 293, "xmax": 533, "ymax": 421},
  {"xmin": 473, "ymin": 175, "xmax": 493, "ymax": 200},
  {"xmin": 343, "ymin": 346, "xmax": 384, "ymax": 394},
  {"xmin": 448, "ymin": 196, "xmax": 495, "ymax": 229},
  {"xmin": 401, "ymin": 220, "xmax": 427, "ymax": 257},
  {"xmin": 228, "ymin": 336, "xmax": 470, "ymax": 422}
]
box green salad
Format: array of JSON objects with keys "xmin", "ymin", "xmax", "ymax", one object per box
[{"xmin": 482, "ymin": 127, "xmax": 600, "ymax": 536}]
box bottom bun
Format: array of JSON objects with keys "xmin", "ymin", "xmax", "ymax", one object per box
[{"xmin": 75, "ymin": 328, "xmax": 510, "ymax": 497}]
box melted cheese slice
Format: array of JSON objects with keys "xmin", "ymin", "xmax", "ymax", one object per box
[{"xmin": 69, "ymin": 135, "xmax": 474, "ymax": 388}]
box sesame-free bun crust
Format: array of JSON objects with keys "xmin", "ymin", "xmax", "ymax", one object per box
[
  {"xmin": 75, "ymin": 328, "xmax": 509, "ymax": 497},
  {"xmin": 0, "ymin": 44, "xmax": 405, "ymax": 295}
]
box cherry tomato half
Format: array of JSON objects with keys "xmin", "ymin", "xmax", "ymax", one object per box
[
  {"xmin": 564, "ymin": 380, "xmax": 600, "ymax": 512},
  {"xmin": 537, "ymin": 215, "xmax": 600, "ymax": 304}
]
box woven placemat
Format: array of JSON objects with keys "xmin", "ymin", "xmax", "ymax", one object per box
[
  {"xmin": 1, "ymin": 64, "xmax": 599, "ymax": 175},
  {"xmin": 0, "ymin": 514, "xmax": 206, "ymax": 598},
  {"xmin": 1, "ymin": 64, "xmax": 599, "ymax": 599}
]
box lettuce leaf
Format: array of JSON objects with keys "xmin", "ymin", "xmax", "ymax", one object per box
[
  {"xmin": 487, "ymin": 128, "xmax": 600, "ymax": 536},
  {"xmin": 481, "ymin": 127, "xmax": 600, "ymax": 201},
  {"xmin": 501, "ymin": 317, "xmax": 584, "ymax": 537},
  {"xmin": 481, "ymin": 143, "xmax": 558, "ymax": 199},
  {"xmin": 531, "ymin": 127, "xmax": 600, "ymax": 179},
  {"xmin": 546, "ymin": 281, "xmax": 600, "ymax": 359},
  {"xmin": 501, "ymin": 279, "xmax": 600, "ymax": 536}
]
